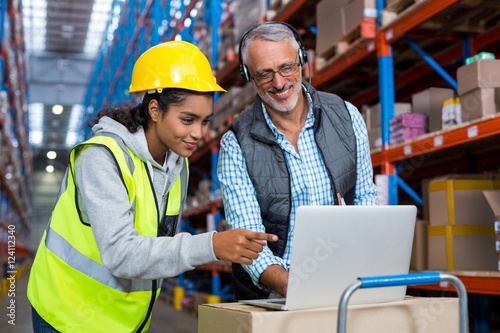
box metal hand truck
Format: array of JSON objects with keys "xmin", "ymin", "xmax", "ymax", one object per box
[{"xmin": 337, "ymin": 271, "xmax": 469, "ymax": 333}]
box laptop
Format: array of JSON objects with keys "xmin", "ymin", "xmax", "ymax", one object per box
[{"xmin": 240, "ymin": 205, "xmax": 417, "ymax": 311}]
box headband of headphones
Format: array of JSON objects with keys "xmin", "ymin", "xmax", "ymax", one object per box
[{"xmin": 238, "ymin": 21, "xmax": 308, "ymax": 83}]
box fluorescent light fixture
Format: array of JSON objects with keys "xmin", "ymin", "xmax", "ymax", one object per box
[
  {"xmin": 66, "ymin": 104, "xmax": 84, "ymax": 147},
  {"xmin": 84, "ymin": 0, "xmax": 125, "ymax": 56},
  {"xmin": 28, "ymin": 103, "xmax": 44, "ymax": 146},
  {"xmin": 46, "ymin": 165, "xmax": 55, "ymax": 173},
  {"xmin": 22, "ymin": 0, "xmax": 47, "ymax": 54}
]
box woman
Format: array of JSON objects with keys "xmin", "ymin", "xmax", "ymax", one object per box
[{"xmin": 27, "ymin": 41, "xmax": 277, "ymax": 333}]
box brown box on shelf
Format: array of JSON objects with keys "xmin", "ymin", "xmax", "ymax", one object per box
[
  {"xmin": 361, "ymin": 103, "xmax": 412, "ymax": 130},
  {"xmin": 428, "ymin": 224, "xmax": 497, "ymax": 271},
  {"xmin": 315, "ymin": 0, "xmax": 347, "ymax": 56},
  {"xmin": 410, "ymin": 219, "xmax": 428, "ymax": 271},
  {"xmin": 199, "ymin": 297, "xmax": 459, "ymax": 333},
  {"xmin": 367, "ymin": 127, "xmax": 381, "ymax": 150},
  {"xmin": 233, "ymin": 0, "xmax": 264, "ymax": 43},
  {"xmin": 411, "ymin": 87, "xmax": 455, "ymax": 132},
  {"xmin": 457, "ymin": 59, "xmax": 500, "ymax": 95},
  {"xmin": 343, "ymin": 0, "xmax": 376, "ymax": 34},
  {"xmin": 460, "ymin": 87, "xmax": 500, "ymax": 122},
  {"xmin": 428, "ymin": 175, "xmax": 500, "ymax": 226},
  {"xmin": 483, "ymin": 190, "xmax": 500, "ymax": 265}
]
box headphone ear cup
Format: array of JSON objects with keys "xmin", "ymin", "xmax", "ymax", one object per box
[
  {"xmin": 298, "ymin": 48, "xmax": 308, "ymax": 66},
  {"xmin": 240, "ymin": 64, "xmax": 250, "ymax": 83}
]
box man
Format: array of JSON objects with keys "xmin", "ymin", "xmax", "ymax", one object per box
[{"xmin": 217, "ymin": 22, "xmax": 378, "ymax": 300}]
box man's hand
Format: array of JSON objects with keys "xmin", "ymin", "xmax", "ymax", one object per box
[
  {"xmin": 213, "ymin": 229, "xmax": 278, "ymax": 265},
  {"xmin": 260, "ymin": 264, "xmax": 289, "ymax": 297}
]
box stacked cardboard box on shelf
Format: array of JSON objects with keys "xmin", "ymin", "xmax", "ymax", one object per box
[
  {"xmin": 427, "ymin": 174, "xmax": 500, "ymax": 271},
  {"xmin": 483, "ymin": 191, "xmax": 500, "ymax": 270},
  {"xmin": 315, "ymin": 0, "xmax": 376, "ymax": 70},
  {"xmin": 233, "ymin": 0, "xmax": 265, "ymax": 45},
  {"xmin": 411, "ymin": 87, "xmax": 455, "ymax": 132},
  {"xmin": 361, "ymin": 103, "xmax": 412, "ymax": 149},
  {"xmin": 410, "ymin": 219, "xmax": 428, "ymax": 271},
  {"xmin": 456, "ymin": 59, "xmax": 500, "ymax": 122}
]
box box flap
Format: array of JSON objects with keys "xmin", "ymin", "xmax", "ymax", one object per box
[{"xmin": 483, "ymin": 190, "xmax": 500, "ymax": 219}]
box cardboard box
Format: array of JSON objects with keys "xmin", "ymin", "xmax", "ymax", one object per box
[
  {"xmin": 428, "ymin": 175, "xmax": 500, "ymax": 226},
  {"xmin": 457, "ymin": 59, "xmax": 500, "ymax": 95},
  {"xmin": 412, "ymin": 87, "xmax": 455, "ymax": 132},
  {"xmin": 483, "ymin": 190, "xmax": 500, "ymax": 268},
  {"xmin": 316, "ymin": 0, "xmax": 348, "ymax": 55},
  {"xmin": 410, "ymin": 219, "xmax": 428, "ymax": 271},
  {"xmin": 367, "ymin": 127, "xmax": 381, "ymax": 150},
  {"xmin": 428, "ymin": 224, "xmax": 497, "ymax": 271},
  {"xmin": 198, "ymin": 297, "xmax": 459, "ymax": 333},
  {"xmin": 361, "ymin": 103, "xmax": 412, "ymax": 130},
  {"xmin": 343, "ymin": 0, "xmax": 376, "ymax": 34},
  {"xmin": 460, "ymin": 87, "xmax": 500, "ymax": 122},
  {"xmin": 483, "ymin": 190, "xmax": 500, "ymax": 220}
]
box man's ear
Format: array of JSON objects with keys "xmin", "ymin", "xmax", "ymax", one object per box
[{"xmin": 148, "ymin": 99, "xmax": 160, "ymax": 122}]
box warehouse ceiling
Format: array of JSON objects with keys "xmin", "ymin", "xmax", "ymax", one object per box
[{"xmin": 22, "ymin": 0, "xmax": 122, "ymax": 173}]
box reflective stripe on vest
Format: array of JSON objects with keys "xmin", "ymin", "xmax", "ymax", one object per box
[{"xmin": 27, "ymin": 134, "xmax": 188, "ymax": 332}]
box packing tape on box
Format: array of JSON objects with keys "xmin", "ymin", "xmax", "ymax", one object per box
[
  {"xmin": 429, "ymin": 225, "xmax": 495, "ymax": 270},
  {"xmin": 429, "ymin": 179, "xmax": 500, "ymax": 225}
]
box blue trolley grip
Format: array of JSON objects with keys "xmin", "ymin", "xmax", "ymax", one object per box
[{"xmin": 337, "ymin": 271, "xmax": 468, "ymax": 333}]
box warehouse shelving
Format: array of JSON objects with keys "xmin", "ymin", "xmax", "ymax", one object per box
[{"xmin": 0, "ymin": 0, "xmax": 33, "ymax": 269}]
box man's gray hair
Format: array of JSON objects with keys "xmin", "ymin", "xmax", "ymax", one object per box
[{"xmin": 240, "ymin": 22, "xmax": 300, "ymax": 65}]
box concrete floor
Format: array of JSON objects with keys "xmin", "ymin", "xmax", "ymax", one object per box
[{"xmin": 0, "ymin": 267, "xmax": 198, "ymax": 333}]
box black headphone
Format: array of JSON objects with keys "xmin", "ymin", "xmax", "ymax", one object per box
[{"xmin": 238, "ymin": 21, "xmax": 308, "ymax": 83}]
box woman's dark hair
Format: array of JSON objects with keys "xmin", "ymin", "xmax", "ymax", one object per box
[{"xmin": 92, "ymin": 88, "xmax": 214, "ymax": 133}]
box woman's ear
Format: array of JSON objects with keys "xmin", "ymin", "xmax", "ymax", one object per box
[{"xmin": 148, "ymin": 99, "xmax": 160, "ymax": 122}]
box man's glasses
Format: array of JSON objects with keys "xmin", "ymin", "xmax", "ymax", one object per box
[{"xmin": 251, "ymin": 63, "xmax": 301, "ymax": 85}]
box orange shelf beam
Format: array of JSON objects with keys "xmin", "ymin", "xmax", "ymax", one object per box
[
  {"xmin": 382, "ymin": 0, "xmax": 460, "ymax": 43},
  {"xmin": 215, "ymin": 59, "xmax": 239, "ymax": 86},
  {"xmin": 371, "ymin": 115, "xmax": 500, "ymax": 167},
  {"xmin": 408, "ymin": 272, "xmax": 500, "ymax": 296},
  {"xmin": 273, "ymin": 0, "xmax": 310, "ymax": 21},
  {"xmin": 313, "ymin": 42, "xmax": 375, "ymax": 88}
]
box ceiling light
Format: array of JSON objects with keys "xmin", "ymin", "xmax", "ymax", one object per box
[
  {"xmin": 52, "ymin": 105, "xmax": 64, "ymax": 114},
  {"xmin": 28, "ymin": 103, "xmax": 44, "ymax": 146},
  {"xmin": 46, "ymin": 165, "xmax": 55, "ymax": 173},
  {"xmin": 46, "ymin": 151, "xmax": 57, "ymax": 159},
  {"xmin": 66, "ymin": 104, "xmax": 84, "ymax": 147}
]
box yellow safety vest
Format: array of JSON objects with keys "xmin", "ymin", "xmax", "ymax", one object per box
[{"xmin": 27, "ymin": 135, "xmax": 188, "ymax": 332}]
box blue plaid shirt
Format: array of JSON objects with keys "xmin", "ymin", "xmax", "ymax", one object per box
[{"xmin": 217, "ymin": 92, "xmax": 378, "ymax": 290}]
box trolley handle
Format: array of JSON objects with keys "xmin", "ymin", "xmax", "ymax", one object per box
[
  {"xmin": 337, "ymin": 271, "xmax": 468, "ymax": 333},
  {"xmin": 359, "ymin": 271, "xmax": 442, "ymax": 288}
]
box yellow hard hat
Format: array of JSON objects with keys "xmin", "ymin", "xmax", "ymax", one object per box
[{"xmin": 128, "ymin": 41, "xmax": 226, "ymax": 94}]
